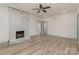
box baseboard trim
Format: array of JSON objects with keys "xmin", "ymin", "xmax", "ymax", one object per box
[
  {"xmin": 47, "ymin": 34, "xmax": 77, "ymax": 40},
  {"xmin": 30, "ymin": 34, "xmax": 77, "ymax": 40}
]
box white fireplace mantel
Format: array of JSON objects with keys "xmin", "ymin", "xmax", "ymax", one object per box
[{"xmin": 9, "ymin": 8, "xmax": 30, "ymax": 45}]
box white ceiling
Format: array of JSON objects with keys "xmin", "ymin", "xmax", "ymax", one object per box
[{"xmin": 0, "ymin": 3, "xmax": 79, "ymax": 17}]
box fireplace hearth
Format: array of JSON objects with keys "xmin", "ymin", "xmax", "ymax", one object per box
[{"xmin": 16, "ymin": 31, "xmax": 24, "ymax": 39}]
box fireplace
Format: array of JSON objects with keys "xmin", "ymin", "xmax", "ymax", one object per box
[{"xmin": 16, "ymin": 31, "xmax": 24, "ymax": 39}]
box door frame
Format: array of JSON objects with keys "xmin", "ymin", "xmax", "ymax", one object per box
[{"xmin": 77, "ymin": 14, "xmax": 79, "ymax": 40}]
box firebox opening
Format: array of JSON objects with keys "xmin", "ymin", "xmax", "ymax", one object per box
[{"xmin": 16, "ymin": 31, "xmax": 24, "ymax": 39}]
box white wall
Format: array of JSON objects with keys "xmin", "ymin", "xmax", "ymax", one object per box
[
  {"xmin": 28, "ymin": 15, "xmax": 40, "ymax": 36},
  {"xmin": 44, "ymin": 13, "xmax": 77, "ymax": 39},
  {"xmin": 0, "ymin": 7, "xmax": 9, "ymax": 43}
]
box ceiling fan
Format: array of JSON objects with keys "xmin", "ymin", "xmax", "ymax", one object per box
[{"xmin": 33, "ymin": 4, "xmax": 51, "ymax": 13}]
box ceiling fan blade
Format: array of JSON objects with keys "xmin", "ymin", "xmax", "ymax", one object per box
[
  {"xmin": 43, "ymin": 9, "xmax": 47, "ymax": 13},
  {"xmin": 37, "ymin": 10, "xmax": 40, "ymax": 13},
  {"xmin": 40, "ymin": 4, "xmax": 42, "ymax": 8},
  {"xmin": 43, "ymin": 6, "xmax": 50, "ymax": 9}
]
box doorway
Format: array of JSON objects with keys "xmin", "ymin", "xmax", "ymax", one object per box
[{"xmin": 37, "ymin": 20, "xmax": 48, "ymax": 36}]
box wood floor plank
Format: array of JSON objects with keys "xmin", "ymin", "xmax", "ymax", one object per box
[{"xmin": 0, "ymin": 36, "xmax": 79, "ymax": 55}]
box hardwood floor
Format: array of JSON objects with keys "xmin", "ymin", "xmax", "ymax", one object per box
[{"xmin": 0, "ymin": 35, "xmax": 79, "ymax": 55}]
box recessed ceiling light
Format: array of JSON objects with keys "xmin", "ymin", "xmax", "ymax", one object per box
[{"xmin": 62, "ymin": 10, "xmax": 67, "ymax": 13}]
